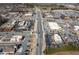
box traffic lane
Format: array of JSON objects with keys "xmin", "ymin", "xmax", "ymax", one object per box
[
  {"xmin": 36, "ymin": 35, "xmax": 41, "ymax": 55},
  {"xmin": 36, "ymin": 9, "xmax": 43, "ymax": 55},
  {"xmin": 37, "ymin": 24, "xmax": 43, "ymax": 54},
  {"xmin": 37, "ymin": 21, "xmax": 42, "ymax": 54},
  {"xmin": 36, "ymin": 20, "xmax": 41, "ymax": 54}
]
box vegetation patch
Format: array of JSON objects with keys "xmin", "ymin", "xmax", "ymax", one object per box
[{"xmin": 44, "ymin": 43, "xmax": 79, "ymax": 55}]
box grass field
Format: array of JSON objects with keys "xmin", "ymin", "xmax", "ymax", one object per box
[{"xmin": 44, "ymin": 43, "xmax": 79, "ymax": 55}]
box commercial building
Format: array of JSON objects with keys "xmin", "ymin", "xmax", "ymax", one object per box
[
  {"xmin": 54, "ymin": 34, "xmax": 62, "ymax": 44},
  {"xmin": 48, "ymin": 22, "xmax": 61, "ymax": 30}
]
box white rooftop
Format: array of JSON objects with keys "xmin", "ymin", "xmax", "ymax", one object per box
[
  {"xmin": 54, "ymin": 34, "xmax": 62, "ymax": 44},
  {"xmin": 46, "ymin": 15, "xmax": 53, "ymax": 18},
  {"xmin": 10, "ymin": 35, "xmax": 22, "ymax": 42},
  {"xmin": 74, "ymin": 26, "xmax": 79, "ymax": 31},
  {"xmin": 52, "ymin": 10, "xmax": 74, "ymax": 12},
  {"xmin": 48, "ymin": 22, "xmax": 61, "ymax": 30},
  {"xmin": 24, "ymin": 13, "xmax": 32, "ymax": 16}
]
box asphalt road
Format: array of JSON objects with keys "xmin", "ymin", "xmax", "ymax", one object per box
[
  {"xmin": 15, "ymin": 32, "xmax": 31, "ymax": 55},
  {"xmin": 36, "ymin": 8, "xmax": 43, "ymax": 55}
]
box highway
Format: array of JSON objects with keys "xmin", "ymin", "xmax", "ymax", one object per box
[{"xmin": 35, "ymin": 8, "xmax": 43, "ymax": 55}]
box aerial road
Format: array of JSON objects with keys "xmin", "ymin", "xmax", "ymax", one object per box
[{"xmin": 35, "ymin": 7, "xmax": 44, "ymax": 55}]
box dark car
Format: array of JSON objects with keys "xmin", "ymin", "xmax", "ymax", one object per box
[{"xmin": 37, "ymin": 44, "xmax": 39, "ymax": 46}]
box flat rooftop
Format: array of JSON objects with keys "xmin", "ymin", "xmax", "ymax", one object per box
[
  {"xmin": 48, "ymin": 22, "xmax": 61, "ymax": 30},
  {"xmin": 74, "ymin": 26, "xmax": 79, "ymax": 31},
  {"xmin": 54, "ymin": 34, "xmax": 62, "ymax": 44}
]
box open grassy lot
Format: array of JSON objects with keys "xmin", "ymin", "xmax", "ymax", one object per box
[{"xmin": 44, "ymin": 43, "xmax": 79, "ymax": 55}]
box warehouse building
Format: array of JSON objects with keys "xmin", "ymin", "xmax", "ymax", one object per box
[
  {"xmin": 54, "ymin": 34, "xmax": 62, "ymax": 44},
  {"xmin": 48, "ymin": 22, "xmax": 61, "ymax": 30}
]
